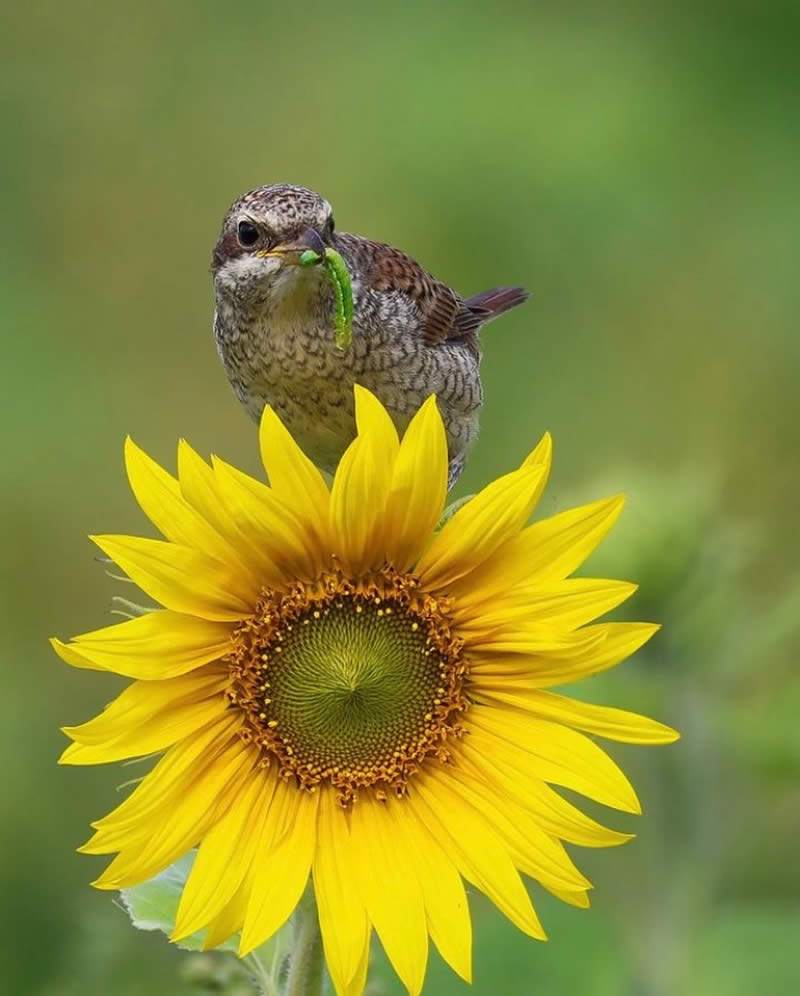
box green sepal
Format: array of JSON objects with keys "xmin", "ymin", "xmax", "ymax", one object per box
[
  {"xmin": 109, "ymin": 595, "xmax": 156, "ymax": 619},
  {"xmin": 436, "ymin": 494, "xmax": 475, "ymax": 530}
]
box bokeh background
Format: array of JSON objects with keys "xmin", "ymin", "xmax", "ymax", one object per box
[{"xmin": 3, "ymin": 1, "xmax": 798, "ymax": 993}]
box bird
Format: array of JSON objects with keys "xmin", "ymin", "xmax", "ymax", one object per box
[{"xmin": 211, "ymin": 183, "xmax": 529, "ymax": 488}]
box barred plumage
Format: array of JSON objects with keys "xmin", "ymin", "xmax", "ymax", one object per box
[{"xmin": 212, "ymin": 184, "xmax": 528, "ymax": 485}]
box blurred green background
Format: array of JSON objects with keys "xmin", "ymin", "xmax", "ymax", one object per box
[{"xmin": 2, "ymin": 1, "xmax": 798, "ymax": 993}]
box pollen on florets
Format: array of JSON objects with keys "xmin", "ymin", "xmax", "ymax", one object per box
[{"xmin": 226, "ymin": 568, "xmax": 469, "ymax": 806}]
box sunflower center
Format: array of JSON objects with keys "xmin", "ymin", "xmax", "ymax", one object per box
[
  {"xmin": 228, "ymin": 570, "xmax": 468, "ymax": 805},
  {"xmin": 269, "ymin": 598, "xmax": 440, "ymax": 767}
]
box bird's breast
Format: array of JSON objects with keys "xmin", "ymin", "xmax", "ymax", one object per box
[
  {"xmin": 214, "ymin": 283, "xmax": 361, "ymax": 472},
  {"xmin": 213, "ymin": 268, "xmax": 483, "ymax": 475}
]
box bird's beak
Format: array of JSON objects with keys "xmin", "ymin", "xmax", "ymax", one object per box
[{"xmin": 258, "ymin": 228, "xmax": 326, "ymax": 262}]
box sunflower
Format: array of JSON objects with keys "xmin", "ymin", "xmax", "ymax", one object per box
[{"xmin": 54, "ymin": 387, "xmax": 678, "ymax": 996}]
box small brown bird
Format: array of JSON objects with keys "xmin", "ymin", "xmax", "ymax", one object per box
[{"xmin": 212, "ymin": 184, "xmax": 528, "ymax": 486}]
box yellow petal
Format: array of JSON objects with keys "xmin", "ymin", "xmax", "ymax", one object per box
[
  {"xmin": 449, "ymin": 495, "xmax": 625, "ymax": 611},
  {"xmin": 212, "ymin": 457, "xmax": 324, "ymax": 584},
  {"xmin": 459, "ymin": 740, "xmax": 632, "ymax": 848},
  {"xmin": 477, "ymin": 690, "xmax": 679, "ymax": 744},
  {"xmin": 336, "ymin": 926, "xmax": 372, "ymax": 996},
  {"xmin": 239, "ymin": 784, "xmax": 319, "ymax": 956},
  {"xmin": 92, "ymin": 737, "xmax": 253, "ymax": 889},
  {"xmin": 520, "ymin": 431, "xmax": 553, "ymax": 473},
  {"xmin": 416, "ymin": 464, "xmax": 547, "ymax": 590},
  {"xmin": 177, "ymin": 441, "xmax": 249, "ymax": 549},
  {"xmin": 392, "ymin": 796, "xmax": 472, "ymax": 983},
  {"xmin": 467, "ymin": 710, "xmax": 641, "ymax": 813},
  {"xmin": 465, "ymin": 625, "xmax": 607, "ymax": 657},
  {"xmin": 60, "ymin": 705, "xmax": 223, "ymax": 767},
  {"xmin": 91, "ymin": 774, "xmax": 244, "ymax": 883},
  {"xmin": 313, "ymin": 791, "xmax": 371, "ymax": 995},
  {"xmin": 259, "ymin": 405, "xmax": 330, "ymax": 546},
  {"xmin": 329, "ymin": 386, "xmax": 399, "ymax": 576},
  {"xmin": 90, "ymin": 535, "xmax": 253, "ymax": 621},
  {"xmin": 525, "ymin": 494, "xmax": 626, "ymax": 580},
  {"xmin": 349, "ymin": 795, "xmax": 428, "ymax": 996},
  {"xmin": 548, "ymin": 887, "xmax": 591, "ymax": 908},
  {"xmin": 203, "ymin": 877, "xmax": 251, "ymax": 950},
  {"xmin": 411, "ymin": 771, "xmax": 545, "ymax": 940},
  {"xmin": 124, "ymin": 438, "xmax": 258, "ymax": 589},
  {"xmin": 50, "ymin": 637, "xmax": 106, "ymax": 671},
  {"xmin": 469, "ymin": 622, "xmax": 660, "ymax": 685},
  {"xmin": 354, "ymin": 384, "xmax": 400, "ymax": 450},
  {"xmin": 89, "ymin": 712, "xmax": 243, "ymax": 835},
  {"xmin": 173, "ymin": 768, "xmax": 276, "ymax": 941},
  {"xmin": 432, "ymin": 763, "xmax": 590, "ymax": 892},
  {"xmin": 60, "ymin": 670, "xmax": 229, "ymax": 764},
  {"xmin": 382, "ymin": 395, "xmax": 448, "ymax": 572},
  {"xmin": 454, "ymin": 578, "xmax": 637, "ymax": 631},
  {"xmin": 52, "ymin": 611, "xmax": 233, "ymax": 680},
  {"xmin": 62, "ymin": 669, "xmax": 226, "ymax": 744},
  {"xmin": 78, "ymin": 717, "xmax": 241, "ymax": 868}
]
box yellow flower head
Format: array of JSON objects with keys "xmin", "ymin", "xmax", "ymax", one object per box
[{"xmin": 54, "ymin": 387, "xmax": 678, "ymax": 996}]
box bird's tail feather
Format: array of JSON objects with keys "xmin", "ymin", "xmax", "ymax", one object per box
[{"xmin": 465, "ymin": 286, "xmax": 529, "ymax": 322}]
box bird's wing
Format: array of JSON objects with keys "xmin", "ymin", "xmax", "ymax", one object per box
[{"xmin": 335, "ymin": 233, "xmax": 481, "ymax": 346}]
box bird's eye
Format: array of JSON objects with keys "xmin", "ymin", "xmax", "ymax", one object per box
[
  {"xmin": 325, "ymin": 215, "xmax": 335, "ymax": 236},
  {"xmin": 237, "ymin": 220, "xmax": 260, "ymax": 247}
]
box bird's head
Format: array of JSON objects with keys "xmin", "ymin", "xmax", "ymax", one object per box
[{"xmin": 212, "ymin": 183, "xmax": 334, "ymax": 301}]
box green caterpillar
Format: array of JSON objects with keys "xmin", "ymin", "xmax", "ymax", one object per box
[{"xmin": 299, "ymin": 247, "xmax": 354, "ymax": 351}]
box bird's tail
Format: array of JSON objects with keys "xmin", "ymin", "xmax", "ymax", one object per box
[{"xmin": 465, "ymin": 286, "xmax": 529, "ymax": 323}]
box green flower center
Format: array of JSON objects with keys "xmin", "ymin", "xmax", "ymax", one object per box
[
  {"xmin": 267, "ymin": 598, "xmax": 439, "ymax": 776},
  {"xmin": 229, "ymin": 571, "xmax": 468, "ymax": 804}
]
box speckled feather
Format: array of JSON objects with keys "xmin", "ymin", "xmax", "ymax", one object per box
[{"xmin": 212, "ymin": 184, "xmax": 529, "ymax": 486}]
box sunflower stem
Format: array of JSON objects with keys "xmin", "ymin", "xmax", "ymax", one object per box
[
  {"xmin": 284, "ymin": 886, "xmax": 324, "ymax": 996},
  {"xmin": 246, "ymin": 950, "xmax": 281, "ymax": 996}
]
